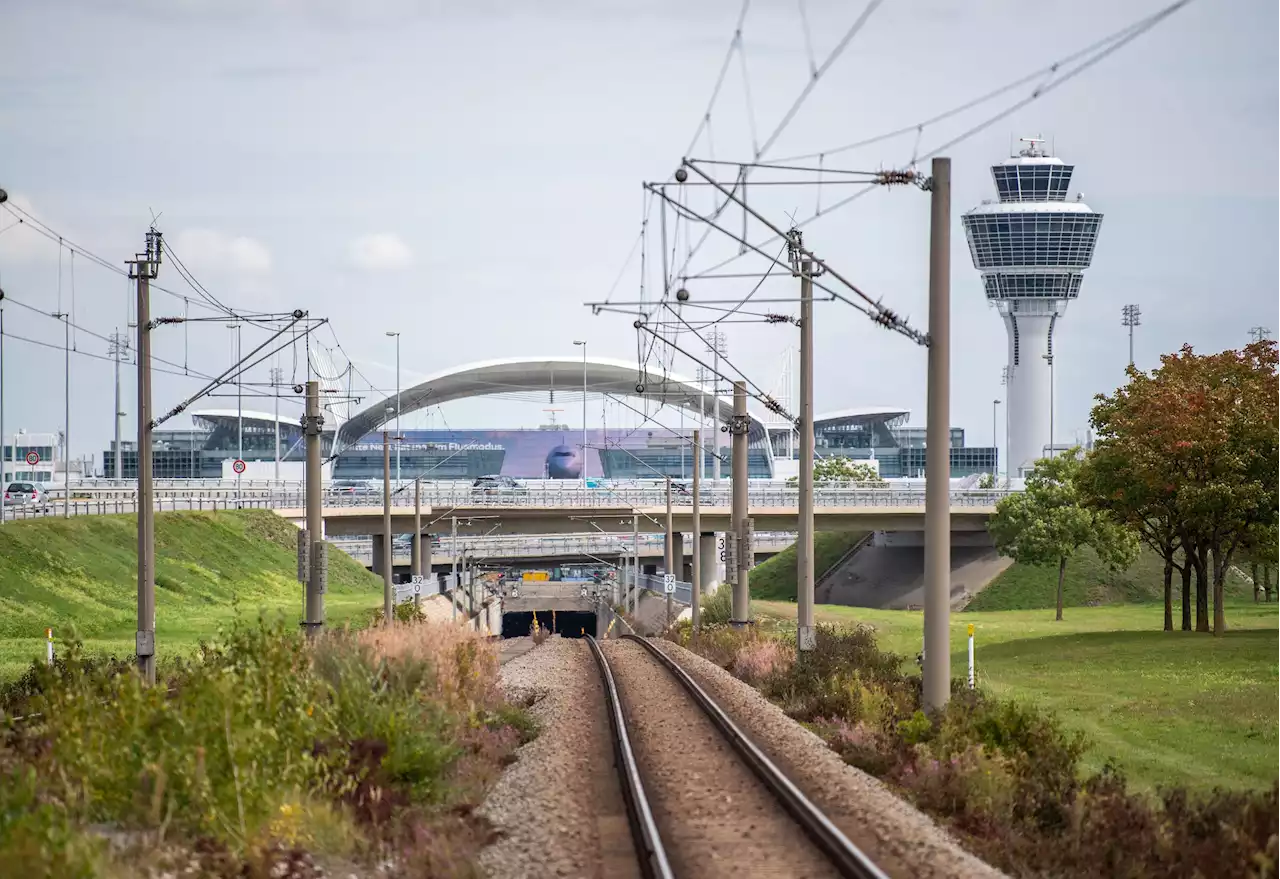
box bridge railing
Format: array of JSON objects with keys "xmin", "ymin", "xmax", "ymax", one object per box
[{"xmin": 334, "ymin": 531, "xmax": 796, "ymax": 565}]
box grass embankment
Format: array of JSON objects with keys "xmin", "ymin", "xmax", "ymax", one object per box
[
  {"xmin": 0, "ymin": 511, "xmax": 383, "ymax": 679},
  {"xmin": 964, "ymin": 544, "xmax": 1248, "ymax": 611},
  {"xmin": 748, "ymin": 531, "xmax": 866, "ymax": 601},
  {"xmin": 755, "ymin": 598, "xmax": 1278, "ymax": 793}
]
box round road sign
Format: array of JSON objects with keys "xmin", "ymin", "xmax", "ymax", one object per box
[
  {"xmin": 232, "ymin": 459, "xmax": 246, "ymax": 474},
  {"xmin": 25, "ymin": 451, "xmax": 39, "ymax": 465}
]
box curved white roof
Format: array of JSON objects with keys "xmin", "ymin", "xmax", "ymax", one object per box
[
  {"xmin": 334, "ymin": 356, "xmax": 773, "ymax": 451},
  {"xmin": 814, "ymin": 406, "xmax": 909, "ymax": 424},
  {"xmin": 191, "ymin": 409, "xmax": 293, "ymax": 426}
]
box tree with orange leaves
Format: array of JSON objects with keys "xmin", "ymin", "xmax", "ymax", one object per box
[{"xmin": 1084, "ymin": 341, "xmax": 1278, "ymax": 634}]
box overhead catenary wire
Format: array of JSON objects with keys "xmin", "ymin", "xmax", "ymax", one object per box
[{"xmin": 688, "ymin": 0, "xmax": 1196, "ymax": 281}]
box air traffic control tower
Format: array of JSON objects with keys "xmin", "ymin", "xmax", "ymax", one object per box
[{"xmin": 962, "ymin": 137, "xmax": 1103, "ymax": 476}]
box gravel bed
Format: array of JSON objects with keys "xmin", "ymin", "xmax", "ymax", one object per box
[
  {"xmin": 605, "ymin": 639, "xmax": 839, "ymax": 878},
  {"xmin": 649, "ymin": 638, "xmax": 1008, "ymax": 879},
  {"xmin": 478, "ymin": 637, "xmax": 638, "ymax": 879}
]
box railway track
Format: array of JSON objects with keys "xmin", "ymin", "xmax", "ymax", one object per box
[{"xmin": 586, "ymin": 634, "xmax": 889, "ymax": 879}]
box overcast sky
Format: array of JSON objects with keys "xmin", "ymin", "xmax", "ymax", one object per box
[{"xmin": 1, "ymin": 0, "xmax": 1275, "ymax": 466}]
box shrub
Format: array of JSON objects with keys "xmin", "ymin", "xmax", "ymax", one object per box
[{"xmin": 0, "ymin": 615, "xmax": 529, "ymax": 875}]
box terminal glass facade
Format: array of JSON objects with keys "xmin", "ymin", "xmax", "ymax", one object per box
[
  {"xmin": 333, "ymin": 428, "xmax": 774, "ymax": 481},
  {"xmin": 808, "ymin": 412, "xmax": 997, "ymax": 478}
]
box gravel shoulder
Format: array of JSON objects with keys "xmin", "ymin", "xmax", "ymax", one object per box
[
  {"xmin": 649, "ymin": 637, "xmax": 1008, "ymax": 879},
  {"xmin": 604, "ymin": 638, "xmax": 839, "ymax": 879},
  {"xmin": 478, "ymin": 637, "xmax": 638, "ymax": 879}
]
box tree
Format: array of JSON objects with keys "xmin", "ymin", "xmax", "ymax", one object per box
[
  {"xmin": 990, "ymin": 452, "xmax": 1139, "ymax": 621},
  {"xmin": 1084, "ymin": 376, "xmax": 1191, "ymax": 631},
  {"xmin": 788, "ymin": 456, "xmax": 886, "ymax": 486},
  {"xmin": 1085, "ymin": 341, "xmax": 1278, "ymax": 635}
]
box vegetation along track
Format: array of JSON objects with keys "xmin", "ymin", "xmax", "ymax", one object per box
[{"xmin": 586, "ymin": 634, "xmax": 889, "ymax": 879}]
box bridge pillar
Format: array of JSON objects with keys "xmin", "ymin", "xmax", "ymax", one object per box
[
  {"xmin": 699, "ymin": 533, "xmax": 718, "ymax": 595},
  {"xmin": 371, "ymin": 534, "xmax": 386, "ymax": 577},
  {"xmin": 670, "ymin": 531, "xmax": 684, "ymax": 575}
]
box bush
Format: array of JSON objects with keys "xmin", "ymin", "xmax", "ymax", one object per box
[
  {"xmin": 676, "ymin": 621, "xmax": 1278, "ymax": 878},
  {"xmin": 0, "ymin": 615, "xmax": 531, "ymax": 875}
]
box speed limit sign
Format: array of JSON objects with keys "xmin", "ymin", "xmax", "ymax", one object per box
[
  {"xmin": 232, "ymin": 459, "xmax": 246, "ymax": 474},
  {"xmin": 25, "ymin": 451, "xmax": 39, "ymax": 466}
]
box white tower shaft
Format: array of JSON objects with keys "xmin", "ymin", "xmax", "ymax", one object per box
[{"xmin": 1002, "ymin": 312, "xmax": 1055, "ymax": 473}]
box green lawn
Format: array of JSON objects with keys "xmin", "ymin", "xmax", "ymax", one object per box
[
  {"xmin": 755, "ymin": 598, "xmax": 1279, "ymax": 793},
  {"xmin": 749, "ymin": 531, "xmax": 867, "ymax": 601},
  {"xmin": 0, "ymin": 510, "xmax": 383, "ymax": 680}
]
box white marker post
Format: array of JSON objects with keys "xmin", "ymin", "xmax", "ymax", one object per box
[
  {"xmin": 46, "ymin": 627, "xmax": 53, "ymax": 667},
  {"xmin": 967, "ymin": 623, "xmax": 975, "ymax": 689}
]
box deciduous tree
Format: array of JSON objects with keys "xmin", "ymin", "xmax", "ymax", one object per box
[
  {"xmin": 990, "ymin": 452, "xmax": 1139, "ymax": 620},
  {"xmin": 788, "ymin": 457, "xmax": 886, "ymax": 486}
]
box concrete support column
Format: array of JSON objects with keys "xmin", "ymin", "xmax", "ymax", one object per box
[
  {"xmin": 643, "ymin": 563, "xmax": 657, "ymax": 576},
  {"xmin": 699, "ymin": 533, "xmax": 718, "ymax": 594},
  {"xmin": 670, "ymin": 531, "xmax": 684, "ymax": 575},
  {"xmin": 371, "ymin": 533, "xmax": 387, "ymax": 577}
]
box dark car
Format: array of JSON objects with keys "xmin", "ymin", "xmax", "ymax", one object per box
[{"xmin": 471, "ymin": 475, "xmax": 526, "ymax": 496}]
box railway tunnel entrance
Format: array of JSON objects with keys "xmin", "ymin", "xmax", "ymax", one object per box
[{"xmin": 502, "ymin": 610, "xmax": 598, "ymax": 639}]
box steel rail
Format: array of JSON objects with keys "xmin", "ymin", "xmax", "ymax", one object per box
[
  {"xmin": 585, "ymin": 635, "xmax": 674, "ymax": 879},
  {"xmin": 621, "ymin": 634, "xmax": 890, "ymax": 879}
]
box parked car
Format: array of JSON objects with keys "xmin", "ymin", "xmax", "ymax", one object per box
[
  {"xmin": 4, "ymin": 482, "xmax": 49, "ymax": 510},
  {"xmin": 471, "ymin": 475, "xmax": 526, "ymax": 496}
]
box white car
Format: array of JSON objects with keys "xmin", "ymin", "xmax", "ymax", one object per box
[{"xmin": 4, "ymin": 482, "xmax": 50, "ymax": 510}]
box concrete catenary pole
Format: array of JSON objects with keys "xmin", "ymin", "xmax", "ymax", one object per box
[
  {"xmin": 665, "ymin": 475, "xmax": 674, "ymax": 626},
  {"xmin": 381, "ymin": 430, "xmax": 393, "ymax": 626},
  {"xmin": 691, "ymin": 428, "xmax": 702, "ymax": 633},
  {"xmin": 412, "ymin": 477, "xmax": 422, "ymax": 577},
  {"xmin": 797, "ymin": 256, "xmax": 816, "ymax": 654},
  {"xmin": 731, "ymin": 380, "xmax": 750, "ymax": 624},
  {"xmin": 631, "ymin": 511, "xmax": 639, "ymax": 615},
  {"xmin": 304, "ymin": 380, "xmax": 325, "ymax": 637},
  {"xmin": 923, "ymin": 156, "xmax": 953, "ymax": 711},
  {"xmin": 451, "ymin": 515, "xmax": 459, "ymax": 621},
  {"xmin": 131, "ymin": 229, "xmax": 161, "ymax": 685},
  {"xmin": 0, "ymin": 305, "xmax": 5, "ymax": 525}
]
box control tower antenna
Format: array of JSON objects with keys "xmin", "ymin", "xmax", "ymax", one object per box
[{"xmin": 962, "ymin": 138, "xmax": 1104, "ymax": 476}]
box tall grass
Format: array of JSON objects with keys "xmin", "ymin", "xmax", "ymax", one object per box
[{"xmin": 0, "ymin": 615, "xmax": 532, "ymax": 877}]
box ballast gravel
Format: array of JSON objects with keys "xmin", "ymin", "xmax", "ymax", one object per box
[
  {"xmin": 648, "ymin": 637, "xmax": 1008, "ymax": 879},
  {"xmin": 478, "ymin": 637, "xmax": 638, "ymax": 879}
]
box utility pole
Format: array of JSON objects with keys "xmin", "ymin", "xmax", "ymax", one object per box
[
  {"xmin": 691, "ymin": 428, "xmax": 702, "ymax": 634},
  {"xmin": 730, "ymin": 380, "xmax": 751, "ymax": 625},
  {"xmin": 631, "ymin": 511, "xmax": 639, "ymax": 615},
  {"xmin": 412, "ymin": 477, "xmax": 423, "ymax": 582},
  {"xmin": 270, "ymin": 365, "xmax": 284, "ymax": 481},
  {"xmin": 794, "ymin": 243, "xmax": 816, "ymax": 655},
  {"xmin": 0, "ymin": 303, "xmax": 5, "ymax": 524},
  {"xmin": 226, "ymin": 323, "xmax": 242, "ymax": 506},
  {"xmin": 303, "ymin": 380, "xmax": 325, "ymax": 638},
  {"xmin": 451, "ymin": 515, "xmax": 459, "ymax": 621},
  {"xmin": 923, "ymin": 156, "xmax": 952, "ymax": 712},
  {"xmin": 574, "ymin": 340, "xmax": 588, "ymax": 486},
  {"xmin": 382, "ymin": 430, "xmax": 393, "ymax": 626},
  {"xmin": 1121, "ymin": 304, "xmax": 1140, "ymax": 368},
  {"xmin": 665, "ymin": 475, "xmax": 673, "ymax": 627},
  {"xmin": 708, "ymin": 330, "xmax": 727, "ymax": 482},
  {"xmin": 386, "ymin": 331, "xmax": 401, "ymax": 484},
  {"xmin": 129, "ymin": 228, "xmax": 162, "ymax": 686},
  {"xmin": 992, "ymin": 399, "xmax": 1002, "ymax": 479},
  {"xmin": 108, "ymin": 331, "xmax": 128, "ymax": 481},
  {"xmin": 51, "ymin": 310, "xmax": 69, "ymax": 517}
]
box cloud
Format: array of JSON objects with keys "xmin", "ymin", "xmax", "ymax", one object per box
[
  {"xmin": 172, "ymin": 228, "xmax": 272, "ymax": 275},
  {"xmin": 348, "ymin": 233, "xmax": 413, "ymax": 271},
  {"xmin": 0, "ymin": 194, "xmax": 65, "ymax": 264}
]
